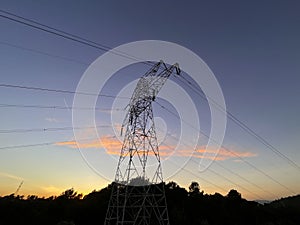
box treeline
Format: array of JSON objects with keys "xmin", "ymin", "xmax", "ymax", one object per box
[{"xmin": 0, "ymin": 181, "xmax": 299, "ymax": 225}]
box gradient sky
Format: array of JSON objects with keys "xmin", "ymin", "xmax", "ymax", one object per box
[{"xmin": 0, "ymin": 0, "xmax": 299, "ymax": 200}]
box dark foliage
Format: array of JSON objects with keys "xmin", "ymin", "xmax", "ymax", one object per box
[{"xmin": 0, "ymin": 182, "xmax": 299, "ymax": 225}]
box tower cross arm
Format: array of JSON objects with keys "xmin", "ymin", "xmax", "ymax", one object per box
[
  {"xmin": 146, "ymin": 61, "xmax": 180, "ymax": 101},
  {"xmin": 121, "ymin": 60, "xmax": 180, "ymax": 133}
]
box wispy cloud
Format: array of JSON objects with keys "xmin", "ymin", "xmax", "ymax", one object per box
[
  {"xmin": 97, "ymin": 108, "xmax": 125, "ymax": 114},
  {"xmin": 55, "ymin": 138, "xmax": 256, "ymax": 161},
  {"xmin": 45, "ymin": 117, "xmax": 60, "ymax": 123},
  {"xmin": 56, "ymin": 139, "xmax": 103, "ymax": 149},
  {"xmin": 0, "ymin": 172, "xmax": 23, "ymax": 180},
  {"xmin": 55, "ymin": 135, "xmax": 120, "ymax": 151},
  {"xmin": 192, "ymin": 148, "xmax": 257, "ymax": 161}
]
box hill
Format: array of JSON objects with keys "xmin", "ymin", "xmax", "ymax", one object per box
[
  {"xmin": 0, "ymin": 181, "xmax": 299, "ymax": 225},
  {"xmin": 268, "ymin": 194, "xmax": 300, "ymax": 209}
]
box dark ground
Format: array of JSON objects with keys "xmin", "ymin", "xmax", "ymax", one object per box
[{"xmin": 0, "ymin": 181, "xmax": 299, "ymax": 225}]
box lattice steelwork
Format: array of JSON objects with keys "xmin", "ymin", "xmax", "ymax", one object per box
[{"xmin": 104, "ymin": 61, "xmax": 180, "ymax": 225}]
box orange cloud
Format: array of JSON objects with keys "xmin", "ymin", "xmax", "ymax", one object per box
[
  {"xmin": 101, "ymin": 136, "xmax": 122, "ymax": 155},
  {"xmin": 193, "ymin": 148, "xmax": 257, "ymax": 161},
  {"xmin": 170, "ymin": 147, "xmax": 257, "ymax": 161},
  {"xmin": 55, "ymin": 138, "xmax": 256, "ymax": 161},
  {"xmin": 55, "ymin": 139, "xmax": 103, "ymax": 149},
  {"xmin": 55, "ymin": 136, "xmax": 120, "ymax": 154}
]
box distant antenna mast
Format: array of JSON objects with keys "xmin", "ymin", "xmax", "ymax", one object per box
[
  {"xmin": 104, "ymin": 60, "xmax": 180, "ymax": 225},
  {"xmin": 14, "ymin": 180, "xmax": 24, "ymax": 195}
]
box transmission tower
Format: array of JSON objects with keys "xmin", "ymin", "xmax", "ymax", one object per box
[
  {"xmin": 14, "ymin": 180, "xmax": 24, "ymax": 196},
  {"xmin": 104, "ymin": 61, "xmax": 180, "ymax": 225}
]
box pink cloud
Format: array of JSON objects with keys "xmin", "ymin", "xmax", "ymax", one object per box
[{"xmin": 55, "ymin": 138, "xmax": 256, "ymax": 161}]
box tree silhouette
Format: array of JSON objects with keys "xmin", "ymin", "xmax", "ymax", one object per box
[
  {"xmin": 227, "ymin": 189, "xmax": 242, "ymax": 202},
  {"xmin": 189, "ymin": 181, "xmax": 200, "ymax": 193},
  {"xmin": 0, "ymin": 182, "xmax": 299, "ymax": 225},
  {"xmin": 57, "ymin": 188, "xmax": 82, "ymax": 200},
  {"xmin": 189, "ymin": 181, "xmax": 204, "ymax": 196}
]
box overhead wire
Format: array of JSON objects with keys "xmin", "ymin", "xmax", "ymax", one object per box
[
  {"xmin": 162, "ymin": 129, "xmax": 278, "ymax": 199},
  {"xmin": 0, "ymin": 83, "xmax": 131, "ymax": 99},
  {"xmin": 199, "ymin": 163, "xmax": 264, "ymax": 199},
  {"xmin": 0, "ymin": 83, "xmax": 295, "ymax": 195},
  {"xmin": 0, "ymin": 137, "xmax": 96, "ymax": 150},
  {"xmin": 0, "ymin": 123, "xmax": 277, "ymax": 199},
  {"xmin": 0, "ymin": 99, "xmax": 292, "ymax": 197},
  {"xmin": 0, "ymin": 103, "xmax": 125, "ymax": 111},
  {"xmin": 160, "ymin": 139, "xmax": 265, "ymax": 199},
  {"xmin": 0, "ymin": 125, "xmax": 112, "ymax": 134},
  {"xmin": 2, "ymin": 8, "xmax": 298, "ymax": 173},
  {"xmin": 0, "ymin": 116, "xmax": 275, "ymax": 198},
  {"xmin": 154, "ymin": 100, "xmax": 297, "ymax": 195},
  {"xmin": 175, "ymin": 75, "xmax": 300, "ymax": 171},
  {"xmin": 0, "ymin": 9, "xmax": 153, "ymax": 66},
  {"xmin": 0, "ymin": 40, "xmax": 89, "ymax": 65},
  {"xmin": 213, "ymin": 160, "xmax": 277, "ymax": 198},
  {"xmin": 0, "ymin": 9, "xmax": 297, "ymax": 196}
]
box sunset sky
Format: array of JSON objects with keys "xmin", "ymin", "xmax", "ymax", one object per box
[{"xmin": 0, "ymin": 0, "xmax": 299, "ymax": 200}]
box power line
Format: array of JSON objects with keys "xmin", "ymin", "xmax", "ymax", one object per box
[
  {"xmin": 151, "ymin": 130, "xmax": 228, "ymax": 193},
  {"xmin": 0, "ymin": 83, "xmax": 131, "ymax": 99},
  {"xmin": 0, "ymin": 80, "xmax": 294, "ymax": 195},
  {"xmin": 0, "ymin": 134, "xmax": 275, "ymax": 200},
  {"xmin": 161, "ymin": 140, "xmax": 264, "ymax": 199},
  {"xmin": 175, "ymin": 75, "xmax": 300, "ymax": 171},
  {"xmin": 0, "ymin": 125, "xmax": 112, "ymax": 134},
  {"xmin": 0, "ymin": 40, "xmax": 89, "ymax": 65},
  {"xmin": 0, "ymin": 128, "xmax": 276, "ymax": 199},
  {"xmin": 0, "ymin": 137, "xmax": 95, "ymax": 150},
  {"xmin": 0, "ymin": 121, "xmax": 277, "ymax": 198},
  {"xmin": 0, "ymin": 103, "xmax": 125, "ymax": 111},
  {"xmin": 0, "ymin": 141, "xmax": 55, "ymax": 150},
  {"xmin": 0, "ymin": 13, "xmax": 109, "ymax": 52},
  {"xmin": 214, "ymin": 160, "xmax": 277, "ymax": 198},
  {"xmin": 2, "ymin": 8, "xmax": 297, "ymax": 173},
  {"xmin": 163, "ymin": 129, "xmax": 278, "ymax": 199},
  {"xmin": 0, "ymin": 71, "xmax": 295, "ymax": 195},
  {"xmin": 0, "ymin": 108, "xmax": 289, "ymax": 198},
  {"xmin": 1, "ymin": 9, "xmax": 297, "ymax": 195},
  {"xmin": 0, "ymin": 108, "xmax": 278, "ymax": 198},
  {"xmin": 154, "ymin": 100, "xmax": 297, "ymax": 195},
  {"xmin": 165, "ymin": 157, "xmax": 228, "ymax": 193},
  {"xmin": 192, "ymin": 159, "xmax": 264, "ymax": 200},
  {"xmin": 0, "ymin": 9, "xmax": 151, "ymax": 65}
]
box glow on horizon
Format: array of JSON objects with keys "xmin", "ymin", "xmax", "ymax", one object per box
[{"xmin": 0, "ymin": 168, "xmax": 290, "ymax": 201}]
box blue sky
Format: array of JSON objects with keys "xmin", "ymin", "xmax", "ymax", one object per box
[{"xmin": 0, "ymin": 0, "xmax": 299, "ymax": 200}]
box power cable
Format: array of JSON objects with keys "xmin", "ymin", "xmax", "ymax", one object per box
[
  {"xmin": 162, "ymin": 130, "xmax": 278, "ymax": 199},
  {"xmin": 0, "ymin": 137, "xmax": 101, "ymax": 150},
  {"xmin": 154, "ymin": 100, "xmax": 297, "ymax": 195},
  {"xmin": 0, "ymin": 83, "xmax": 131, "ymax": 99},
  {"xmin": 0, "ymin": 8, "xmax": 297, "ymax": 195},
  {"xmin": 0, "ymin": 80, "xmax": 294, "ymax": 195},
  {"xmin": 0, "ymin": 40, "xmax": 89, "ymax": 65},
  {"xmin": 2, "ymin": 8, "xmax": 297, "ymax": 172},
  {"xmin": 0, "ymin": 125, "xmax": 111, "ymax": 134},
  {"xmin": 0, "ymin": 103, "xmax": 125, "ymax": 111},
  {"xmin": 0, "ymin": 9, "xmax": 152, "ymax": 66},
  {"xmin": 175, "ymin": 75, "xmax": 300, "ymax": 171}
]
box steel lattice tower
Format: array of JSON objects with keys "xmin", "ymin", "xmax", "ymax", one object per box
[{"xmin": 104, "ymin": 61, "xmax": 180, "ymax": 225}]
